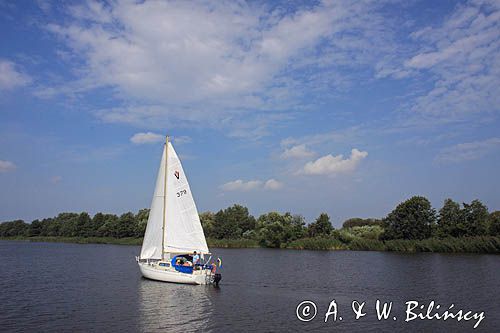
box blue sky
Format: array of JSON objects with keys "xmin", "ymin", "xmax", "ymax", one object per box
[{"xmin": 1, "ymin": 0, "xmax": 499, "ymax": 227}]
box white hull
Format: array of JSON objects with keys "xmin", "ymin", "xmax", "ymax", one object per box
[{"xmin": 138, "ymin": 262, "xmax": 209, "ymax": 285}]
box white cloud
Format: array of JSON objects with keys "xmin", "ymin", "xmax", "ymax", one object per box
[
  {"xmin": 36, "ymin": 0, "xmax": 52, "ymax": 14},
  {"xmin": 173, "ymin": 136, "xmax": 192, "ymax": 145},
  {"xmin": 220, "ymin": 178, "xmax": 283, "ymax": 191},
  {"xmin": 301, "ymin": 148, "xmax": 368, "ymax": 175},
  {"xmin": 280, "ymin": 144, "xmax": 315, "ymax": 159},
  {"xmin": 45, "ymin": 0, "xmax": 394, "ymax": 136},
  {"xmin": 130, "ymin": 132, "xmax": 164, "ymax": 144},
  {"xmin": 0, "ymin": 59, "xmax": 31, "ymax": 90},
  {"xmin": 401, "ymin": 1, "xmax": 500, "ymax": 119},
  {"xmin": 264, "ymin": 179, "xmax": 284, "ymax": 190},
  {"xmin": 220, "ymin": 179, "xmax": 263, "ymax": 192},
  {"xmin": 0, "ymin": 160, "xmax": 16, "ymax": 173},
  {"xmin": 281, "ymin": 126, "xmax": 364, "ymax": 148},
  {"xmin": 435, "ymin": 137, "xmax": 500, "ymax": 163}
]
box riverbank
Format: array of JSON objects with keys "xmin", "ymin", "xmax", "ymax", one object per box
[
  {"xmin": 0, "ymin": 236, "xmax": 143, "ymax": 246},
  {"xmin": 2, "ymin": 235, "xmax": 499, "ymax": 253}
]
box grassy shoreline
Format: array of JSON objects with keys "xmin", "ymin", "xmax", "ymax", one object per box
[
  {"xmin": 1, "ymin": 235, "xmax": 499, "ymax": 254},
  {"xmin": 0, "ymin": 236, "xmax": 143, "ymax": 246}
]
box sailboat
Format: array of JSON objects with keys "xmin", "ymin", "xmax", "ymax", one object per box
[{"xmin": 136, "ymin": 136, "xmax": 221, "ymax": 285}]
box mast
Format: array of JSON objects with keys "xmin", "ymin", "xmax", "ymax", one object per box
[{"xmin": 162, "ymin": 135, "xmax": 169, "ymax": 260}]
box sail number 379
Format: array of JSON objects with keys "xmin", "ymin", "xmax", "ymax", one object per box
[{"xmin": 176, "ymin": 189, "xmax": 187, "ymax": 198}]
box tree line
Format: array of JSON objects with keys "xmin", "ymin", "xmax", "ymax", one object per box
[
  {"xmin": 1, "ymin": 196, "xmax": 499, "ymax": 250},
  {"xmin": 0, "ymin": 210, "xmax": 149, "ymax": 239},
  {"xmin": 199, "ymin": 197, "xmax": 499, "ymax": 247},
  {"xmin": 382, "ymin": 197, "xmax": 499, "ymax": 240}
]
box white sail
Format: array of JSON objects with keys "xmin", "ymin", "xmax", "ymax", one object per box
[
  {"xmin": 164, "ymin": 142, "xmax": 209, "ymax": 253},
  {"xmin": 140, "ymin": 145, "xmax": 166, "ymax": 259}
]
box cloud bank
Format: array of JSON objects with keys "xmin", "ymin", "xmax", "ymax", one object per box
[
  {"xmin": 436, "ymin": 137, "xmax": 500, "ymax": 163},
  {"xmin": 399, "ymin": 1, "xmax": 500, "ymax": 120},
  {"xmin": 46, "ymin": 0, "xmax": 393, "ymax": 134}
]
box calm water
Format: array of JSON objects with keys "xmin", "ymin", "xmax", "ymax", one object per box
[{"xmin": 0, "ymin": 241, "xmax": 499, "ymax": 332}]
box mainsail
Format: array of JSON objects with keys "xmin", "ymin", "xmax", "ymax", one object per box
[{"xmin": 140, "ymin": 141, "xmax": 208, "ymax": 260}]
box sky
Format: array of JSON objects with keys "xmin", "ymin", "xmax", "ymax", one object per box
[{"xmin": 0, "ymin": 0, "xmax": 499, "ymax": 227}]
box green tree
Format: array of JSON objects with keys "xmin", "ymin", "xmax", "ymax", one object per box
[
  {"xmin": 98, "ymin": 214, "xmax": 120, "ymax": 237},
  {"xmin": 462, "ymin": 200, "xmax": 488, "ymax": 236},
  {"xmin": 256, "ymin": 212, "xmax": 289, "ymax": 248},
  {"xmin": 342, "ymin": 218, "xmax": 382, "ymax": 229},
  {"xmin": 213, "ymin": 209, "xmax": 237, "ymax": 239},
  {"xmin": 488, "ymin": 211, "xmax": 500, "ymax": 236},
  {"xmin": 44, "ymin": 218, "xmax": 62, "ymax": 236},
  {"xmin": 259, "ymin": 221, "xmax": 285, "ymax": 247},
  {"xmin": 76, "ymin": 212, "xmax": 93, "ymax": 237},
  {"xmin": 57, "ymin": 213, "xmax": 79, "ymax": 237},
  {"xmin": 290, "ymin": 215, "xmax": 307, "ymax": 240},
  {"xmin": 212, "ymin": 204, "xmax": 256, "ymax": 239},
  {"xmin": 308, "ymin": 213, "xmax": 333, "ymax": 237},
  {"xmin": 0, "ymin": 220, "xmax": 28, "ymax": 237},
  {"xmin": 382, "ymin": 196, "xmax": 435, "ymax": 240},
  {"xmin": 28, "ymin": 219, "xmax": 42, "ymax": 236},
  {"xmin": 199, "ymin": 211, "xmax": 216, "ymax": 238},
  {"xmin": 91, "ymin": 213, "xmax": 106, "ymax": 237},
  {"xmin": 437, "ymin": 199, "xmax": 463, "ymax": 237},
  {"xmin": 115, "ymin": 212, "xmax": 137, "ymax": 238},
  {"xmin": 135, "ymin": 209, "xmax": 150, "ymax": 237},
  {"xmin": 342, "ymin": 218, "xmax": 363, "ymax": 228},
  {"xmin": 256, "ymin": 212, "xmax": 304, "ymax": 247}
]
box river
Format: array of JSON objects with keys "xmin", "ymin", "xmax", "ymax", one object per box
[{"xmin": 0, "ymin": 240, "xmax": 498, "ymax": 332}]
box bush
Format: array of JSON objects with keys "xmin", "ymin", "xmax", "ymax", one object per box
[
  {"xmin": 331, "ymin": 229, "xmax": 356, "ymax": 244},
  {"xmin": 385, "ymin": 239, "xmax": 418, "ymax": 252},
  {"xmin": 206, "ymin": 238, "xmax": 259, "ymax": 248},
  {"xmin": 286, "ymin": 237, "xmax": 347, "ymax": 250},
  {"xmin": 242, "ymin": 230, "xmax": 257, "ymax": 239},
  {"xmin": 384, "ymin": 237, "xmax": 500, "ymax": 253},
  {"xmin": 348, "ymin": 225, "xmax": 384, "ymax": 240},
  {"xmin": 348, "ymin": 238, "xmax": 386, "ymax": 251}
]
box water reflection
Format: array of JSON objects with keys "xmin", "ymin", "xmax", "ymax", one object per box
[{"xmin": 138, "ymin": 278, "xmax": 213, "ymax": 332}]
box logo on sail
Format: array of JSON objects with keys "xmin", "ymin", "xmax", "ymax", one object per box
[{"xmin": 174, "ymin": 170, "xmax": 180, "ymax": 179}]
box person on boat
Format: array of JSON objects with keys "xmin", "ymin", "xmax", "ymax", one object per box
[{"xmin": 193, "ymin": 251, "xmax": 200, "ymax": 265}]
